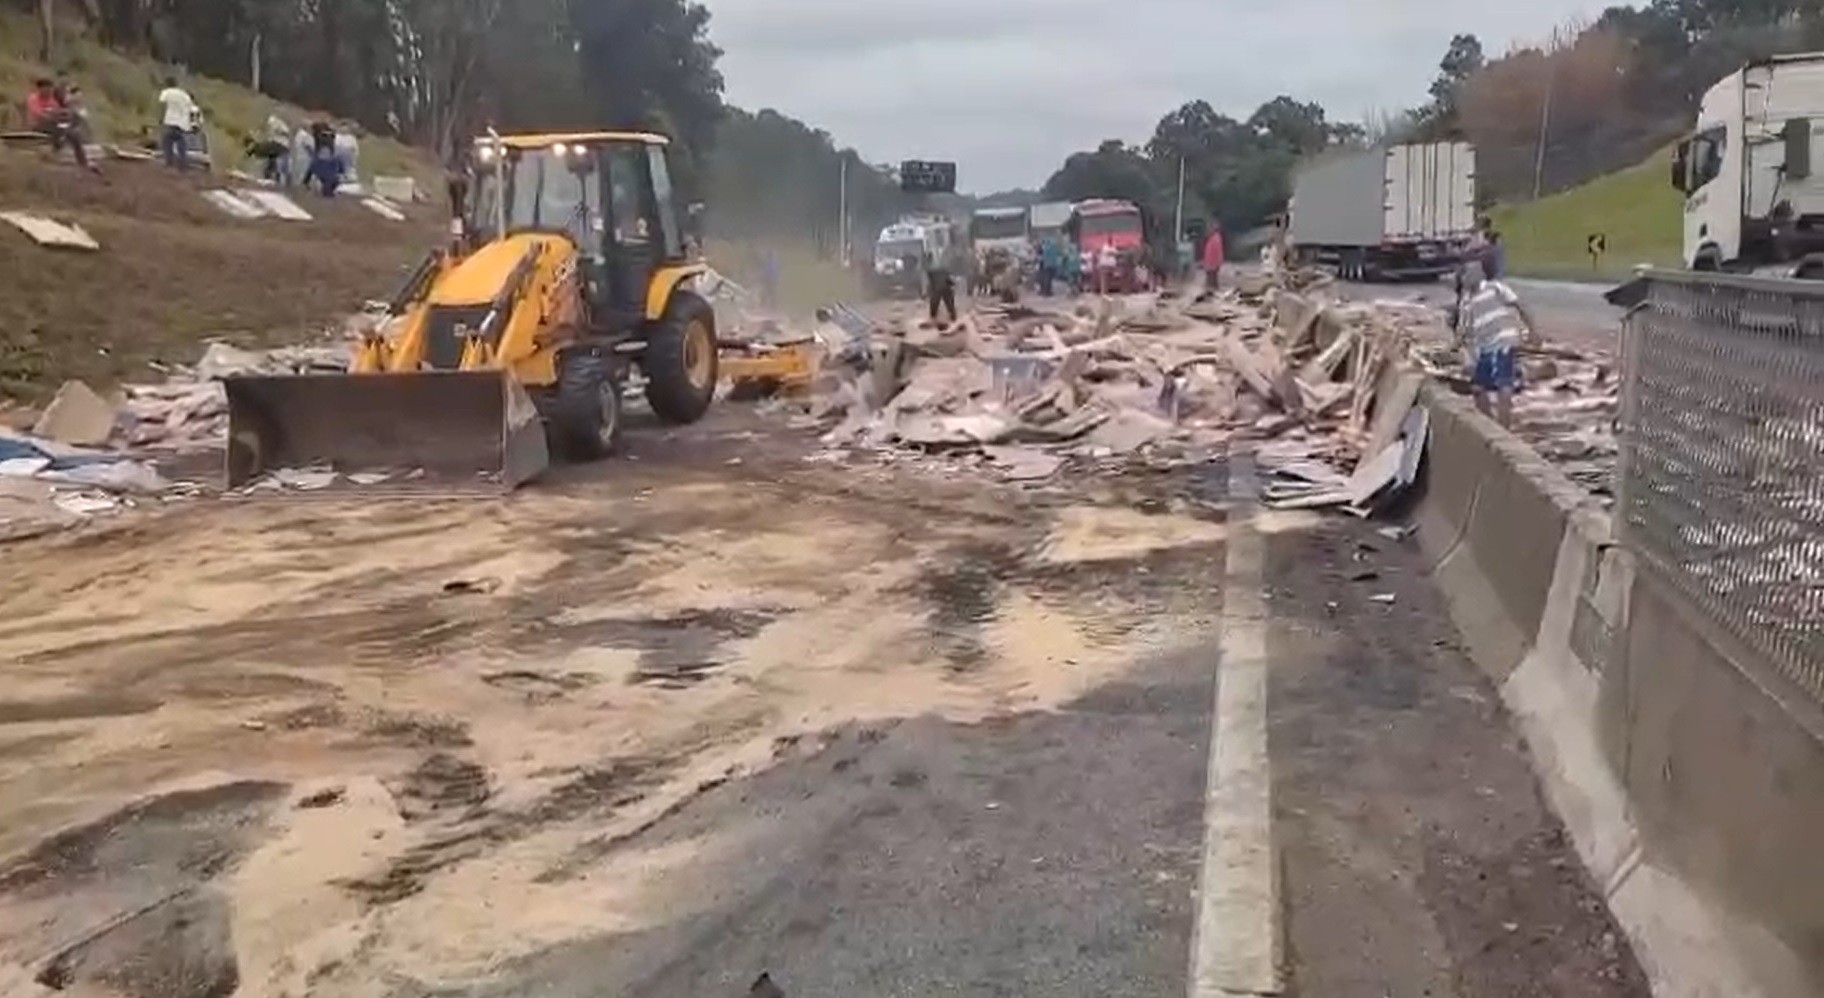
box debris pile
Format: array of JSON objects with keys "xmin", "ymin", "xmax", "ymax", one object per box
[
  {"xmin": 122, "ymin": 339, "xmax": 356, "ymax": 451},
  {"xmin": 0, "ymin": 427, "xmax": 177, "ymax": 539},
  {"xmin": 804, "ymin": 282, "xmax": 1452, "ymax": 511},
  {"xmin": 0, "ymin": 330, "xmax": 366, "ymax": 537},
  {"xmin": 1413, "ymin": 340, "xmax": 1620, "ymax": 502}
]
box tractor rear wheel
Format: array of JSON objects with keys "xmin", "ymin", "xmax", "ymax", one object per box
[
  {"xmin": 644, "ymin": 291, "xmax": 718, "ymax": 425},
  {"xmin": 549, "ymin": 348, "xmax": 622, "ymax": 461}
]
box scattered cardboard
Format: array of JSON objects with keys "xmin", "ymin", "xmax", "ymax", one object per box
[
  {"xmin": 361, "ymin": 197, "xmax": 407, "ymax": 222},
  {"xmin": 203, "ymin": 190, "xmax": 267, "ymax": 219},
  {"xmin": 0, "ymin": 211, "xmax": 100, "ymax": 250},
  {"xmin": 240, "ymin": 190, "xmax": 314, "ymax": 221},
  {"xmin": 32, "ymin": 381, "xmax": 117, "ymax": 446},
  {"xmin": 372, "ymin": 176, "xmax": 421, "ymax": 203}
]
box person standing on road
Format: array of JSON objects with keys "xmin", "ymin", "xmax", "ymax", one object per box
[
  {"xmin": 1036, "ymin": 237, "xmax": 1060, "ymax": 297},
  {"xmin": 156, "ymin": 77, "xmax": 196, "ymax": 171},
  {"xmin": 759, "ymin": 249, "xmax": 780, "ymax": 312},
  {"xmin": 1201, "ymin": 223, "xmax": 1226, "ymax": 292},
  {"xmin": 924, "ymin": 238, "xmax": 959, "ymax": 326},
  {"xmin": 1457, "ymin": 260, "xmax": 1536, "ymax": 428},
  {"xmin": 1484, "ymin": 229, "xmax": 1507, "ymax": 279}
]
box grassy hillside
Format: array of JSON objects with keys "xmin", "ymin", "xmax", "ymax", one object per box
[
  {"xmin": 0, "ymin": 9, "xmax": 434, "ymax": 185},
  {"xmin": 1490, "ymin": 149, "xmax": 1685, "ymax": 280},
  {"xmin": 0, "ymin": 12, "xmax": 452, "ymax": 403}
]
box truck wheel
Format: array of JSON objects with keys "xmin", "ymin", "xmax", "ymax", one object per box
[
  {"xmin": 1343, "ymin": 250, "xmax": 1366, "ymax": 281},
  {"xmin": 643, "ymin": 290, "xmax": 718, "ymax": 425},
  {"xmin": 550, "ymin": 349, "xmax": 622, "ymax": 461}
]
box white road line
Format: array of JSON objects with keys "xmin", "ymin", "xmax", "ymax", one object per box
[{"xmin": 1189, "ymin": 449, "xmax": 1284, "ymax": 997}]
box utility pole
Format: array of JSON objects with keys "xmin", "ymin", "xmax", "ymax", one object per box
[
  {"xmin": 1173, "ymin": 154, "xmax": 1188, "ymax": 276},
  {"xmin": 838, "ymin": 157, "xmax": 850, "ymax": 267},
  {"xmin": 1531, "ymin": 60, "xmax": 1555, "ymax": 201},
  {"xmin": 1173, "ymin": 154, "xmax": 1186, "ymax": 244}
]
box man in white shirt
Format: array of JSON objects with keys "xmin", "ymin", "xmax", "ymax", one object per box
[
  {"xmin": 156, "ymin": 77, "xmax": 196, "ymax": 171},
  {"xmin": 1457, "ymin": 261, "xmax": 1538, "ymax": 428}
]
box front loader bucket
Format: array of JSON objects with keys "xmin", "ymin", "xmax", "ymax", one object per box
[{"xmin": 224, "ymin": 371, "xmax": 549, "ymax": 491}]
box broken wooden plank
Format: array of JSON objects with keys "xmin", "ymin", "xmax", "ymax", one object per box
[
  {"xmin": 1298, "ymin": 322, "xmax": 1360, "ymax": 384},
  {"xmin": 1222, "ymin": 335, "xmax": 1279, "ymax": 404},
  {"xmin": 1364, "ymin": 370, "xmax": 1425, "ymax": 461}
]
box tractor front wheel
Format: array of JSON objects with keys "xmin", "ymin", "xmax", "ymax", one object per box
[
  {"xmin": 644, "ymin": 291, "xmax": 718, "ymax": 425},
  {"xmin": 549, "ymin": 348, "xmax": 623, "ymax": 461}
]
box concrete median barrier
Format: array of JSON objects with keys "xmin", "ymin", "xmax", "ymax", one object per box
[
  {"xmin": 1418, "ymin": 386, "xmax": 1579, "ymax": 682},
  {"xmin": 1414, "ymin": 379, "xmax": 1819, "ymax": 998}
]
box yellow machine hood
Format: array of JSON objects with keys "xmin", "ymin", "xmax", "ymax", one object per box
[{"xmin": 431, "ymin": 233, "xmax": 572, "ymax": 307}]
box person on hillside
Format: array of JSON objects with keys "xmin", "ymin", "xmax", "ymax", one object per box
[
  {"xmin": 26, "ymin": 78, "xmax": 95, "ymax": 172},
  {"xmin": 157, "ymin": 76, "xmax": 196, "ymax": 171},
  {"xmin": 61, "ymin": 85, "xmax": 99, "ymax": 172},
  {"xmin": 1201, "ymin": 223, "xmax": 1226, "ymax": 293},
  {"xmin": 1457, "ymin": 260, "xmax": 1537, "ymax": 429},
  {"xmin": 333, "ymin": 124, "xmax": 360, "ymax": 184},
  {"xmin": 247, "ymin": 115, "xmax": 290, "ymax": 185},
  {"xmin": 304, "ymin": 119, "xmax": 341, "ymax": 195},
  {"xmin": 291, "ymin": 125, "xmax": 314, "ymax": 189},
  {"xmin": 262, "ymin": 114, "xmax": 294, "ymax": 185}
]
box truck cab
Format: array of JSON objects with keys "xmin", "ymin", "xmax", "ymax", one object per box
[
  {"xmin": 1068, "ymin": 200, "xmax": 1151, "ymax": 293},
  {"xmin": 1677, "ymin": 54, "xmax": 1824, "ymax": 270},
  {"xmin": 969, "ymin": 207, "xmax": 1031, "ymax": 294},
  {"xmin": 870, "ymin": 217, "xmax": 955, "ymax": 298}
]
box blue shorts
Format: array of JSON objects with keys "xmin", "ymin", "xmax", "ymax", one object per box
[{"xmin": 1473, "ymin": 345, "xmax": 1517, "ymax": 391}]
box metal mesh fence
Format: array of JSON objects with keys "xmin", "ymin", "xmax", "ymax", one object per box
[{"xmin": 1620, "ymin": 271, "xmax": 1824, "ymax": 704}]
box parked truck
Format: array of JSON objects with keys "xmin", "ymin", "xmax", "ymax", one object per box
[
  {"xmin": 869, "ymin": 216, "xmax": 957, "ymax": 299},
  {"xmin": 1029, "ymin": 201, "xmax": 1075, "ymax": 246},
  {"xmin": 1675, "ymin": 53, "xmax": 1824, "ymax": 273},
  {"xmin": 968, "ymin": 206, "xmax": 1031, "ymax": 296},
  {"xmin": 1288, "ymin": 142, "xmax": 1477, "ymax": 281},
  {"xmin": 1069, "ymin": 199, "xmax": 1153, "ymax": 293}
]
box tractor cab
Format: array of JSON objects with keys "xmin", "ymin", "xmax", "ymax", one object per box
[{"xmin": 466, "ymin": 132, "xmax": 690, "ymax": 329}]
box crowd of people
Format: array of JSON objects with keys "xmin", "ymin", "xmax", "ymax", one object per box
[
  {"xmin": 21, "ymin": 73, "xmax": 362, "ymax": 197},
  {"xmin": 244, "ymin": 114, "xmax": 362, "ymax": 197}
]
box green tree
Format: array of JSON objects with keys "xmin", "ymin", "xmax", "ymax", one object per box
[{"xmin": 1413, "ymin": 33, "xmax": 1484, "ymax": 137}]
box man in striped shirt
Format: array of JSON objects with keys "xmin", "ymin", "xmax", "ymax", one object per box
[{"xmin": 1458, "ymin": 261, "xmax": 1537, "ymax": 428}]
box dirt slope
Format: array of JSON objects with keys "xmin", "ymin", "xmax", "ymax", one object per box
[{"xmin": 0, "ymin": 152, "xmax": 445, "ymax": 402}]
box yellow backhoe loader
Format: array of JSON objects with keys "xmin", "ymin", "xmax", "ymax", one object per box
[{"xmin": 223, "ymin": 130, "xmax": 719, "ymax": 489}]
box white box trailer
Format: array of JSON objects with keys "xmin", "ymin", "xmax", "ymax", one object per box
[{"xmin": 1289, "ymin": 141, "xmax": 1477, "ymax": 280}]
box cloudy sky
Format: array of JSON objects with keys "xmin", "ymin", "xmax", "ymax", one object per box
[{"xmin": 701, "ymin": 0, "xmax": 1607, "ymax": 192}]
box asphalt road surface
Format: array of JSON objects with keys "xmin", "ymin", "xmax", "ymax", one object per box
[{"xmin": 0, "ymin": 404, "xmax": 1649, "ymax": 997}]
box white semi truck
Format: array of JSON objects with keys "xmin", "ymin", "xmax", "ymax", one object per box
[
  {"xmin": 1676, "ymin": 53, "xmax": 1824, "ymax": 272},
  {"xmin": 1288, "ymin": 142, "xmax": 1478, "ymax": 281}
]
